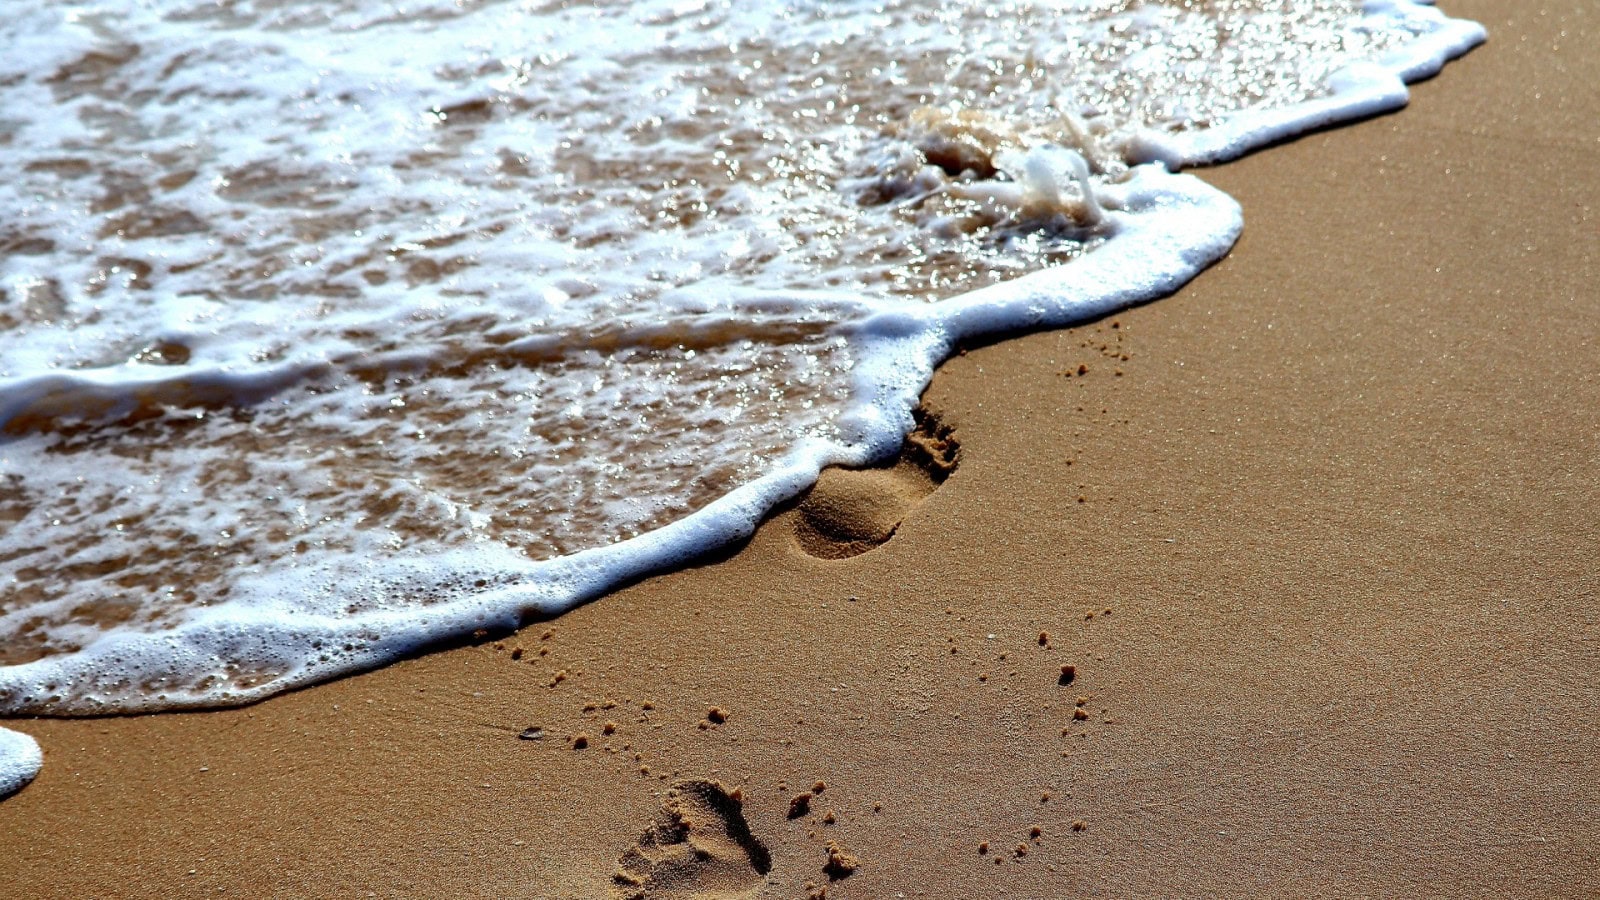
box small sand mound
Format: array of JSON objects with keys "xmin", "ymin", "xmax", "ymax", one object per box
[{"xmin": 612, "ymin": 780, "xmax": 771, "ymax": 900}]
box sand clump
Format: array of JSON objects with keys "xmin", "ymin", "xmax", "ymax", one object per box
[
  {"xmin": 822, "ymin": 841, "xmax": 859, "ymax": 880},
  {"xmin": 787, "ymin": 793, "xmax": 812, "ymax": 819}
]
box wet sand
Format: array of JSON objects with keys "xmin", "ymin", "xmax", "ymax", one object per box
[{"xmin": 2, "ymin": 2, "xmax": 1597, "ymax": 896}]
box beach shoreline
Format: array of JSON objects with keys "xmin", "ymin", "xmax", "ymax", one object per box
[{"xmin": 3, "ymin": 2, "xmax": 1597, "ymax": 896}]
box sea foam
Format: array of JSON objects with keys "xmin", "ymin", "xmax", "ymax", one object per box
[
  {"xmin": 0, "ymin": 726, "xmax": 41, "ymax": 800},
  {"xmin": 0, "ymin": 1, "xmax": 1480, "ymax": 781}
]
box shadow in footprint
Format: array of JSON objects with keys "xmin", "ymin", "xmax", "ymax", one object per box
[
  {"xmin": 792, "ymin": 407, "xmax": 959, "ymax": 560},
  {"xmin": 612, "ymin": 780, "xmax": 772, "ymax": 900}
]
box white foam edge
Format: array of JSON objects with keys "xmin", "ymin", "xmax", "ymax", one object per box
[
  {"xmin": 0, "ymin": 165, "xmax": 1240, "ymax": 715},
  {"xmin": 0, "ymin": 726, "xmax": 42, "ymax": 801},
  {"xmin": 0, "ymin": 302, "xmax": 864, "ymax": 423},
  {"xmin": 1127, "ymin": 0, "xmax": 1486, "ymax": 168},
  {"xmin": 0, "ymin": 358, "xmax": 331, "ymax": 428}
]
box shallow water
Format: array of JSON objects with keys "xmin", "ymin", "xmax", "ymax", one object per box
[{"xmin": 0, "ymin": 0, "xmax": 1480, "ymax": 743}]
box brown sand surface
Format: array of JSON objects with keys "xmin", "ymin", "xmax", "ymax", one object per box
[{"xmin": 2, "ymin": 2, "xmax": 1597, "ymax": 896}]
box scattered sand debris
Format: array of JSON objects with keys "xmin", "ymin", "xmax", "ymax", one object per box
[
  {"xmin": 1059, "ymin": 664, "xmax": 1077, "ymax": 685},
  {"xmin": 517, "ymin": 727, "xmax": 545, "ymax": 741},
  {"xmin": 788, "ymin": 793, "xmax": 813, "ymax": 819},
  {"xmin": 823, "ymin": 841, "xmax": 859, "ymax": 880},
  {"xmin": 572, "ymin": 734, "xmax": 589, "ymax": 750}
]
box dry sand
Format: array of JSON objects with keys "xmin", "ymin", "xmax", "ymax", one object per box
[{"xmin": 2, "ymin": 2, "xmax": 1596, "ymax": 896}]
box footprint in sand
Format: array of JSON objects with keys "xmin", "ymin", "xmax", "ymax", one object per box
[
  {"xmin": 792, "ymin": 407, "xmax": 959, "ymax": 560},
  {"xmin": 612, "ymin": 780, "xmax": 772, "ymax": 900}
]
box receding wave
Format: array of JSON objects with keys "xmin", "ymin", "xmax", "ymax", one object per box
[{"xmin": 0, "ymin": 1, "xmax": 1481, "ymax": 729}]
